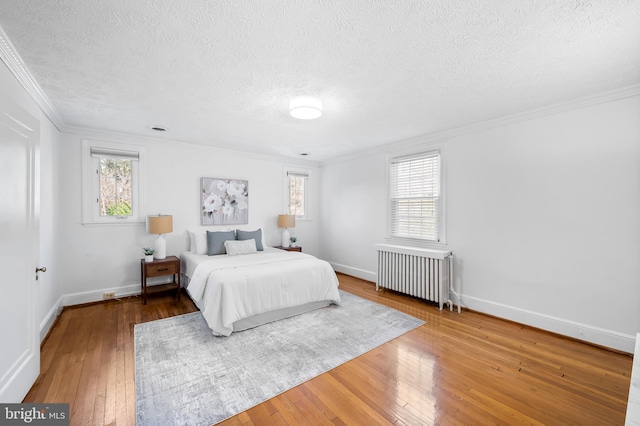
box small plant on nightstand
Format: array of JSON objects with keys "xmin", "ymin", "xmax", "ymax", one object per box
[
  {"xmin": 143, "ymin": 247, "xmax": 155, "ymax": 262},
  {"xmin": 290, "ymin": 236, "xmax": 297, "ymax": 247}
]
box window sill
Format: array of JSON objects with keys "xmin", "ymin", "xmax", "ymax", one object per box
[
  {"xmin": 81, "ymin": 220, "xmax": 146, "ymax": 227},
  {"xmin": 385, "ymin": 236, "xmax": 448, "ymax": 250}
]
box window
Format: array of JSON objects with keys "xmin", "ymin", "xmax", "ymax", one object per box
[
  {"xmin": 97, "ymin": 154, "xmax": 133, "ymax": 217},
  {"xmin": 285, "ymin": 169, "xmax": 310, "ymax": 220},
  {"xmin": 82, "ymin": 140, "xmax": 145, "ymax": 224},
  {"xmin": 389, "ymin": 149, "xmax": 443, "ymax": 243}
]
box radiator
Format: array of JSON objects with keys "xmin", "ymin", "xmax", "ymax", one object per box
[{"xmin": 375, "ymin": 244, "xmax": 459, "ymax": 312}]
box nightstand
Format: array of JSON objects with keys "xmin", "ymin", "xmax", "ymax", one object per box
[
  {"xmin": 274, "ymin": 246, "xmax": 302, "ymax": 252},
  {"xmin": 140, "ymin": 256, "xmax": 181, "ymax": 304}
]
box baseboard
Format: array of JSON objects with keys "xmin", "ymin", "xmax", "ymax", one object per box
[
  {"xmin": 328, "ymin": 263, "xmax": 635, "ymax": 353},
  {"xmin": 329, "ymin": 262, "xmax": 376, "ymax": 283},
  {"xmin": 62, "ymin": 284, "xmax": 141, "ymax": 307},
  {"xmin": 55, "ymin": 269, "xmax": 636, "ymax": 353},
  {"xmin": 39, "ymin": 296, "xmax": 63, "ymax": 342},
  {"xmin": 39, "ymin": 285, "xmax": 142, "ymax": 342},
  {"xmin": 462, "ymin": 295, "xmax": 636, "ymax": 354}
]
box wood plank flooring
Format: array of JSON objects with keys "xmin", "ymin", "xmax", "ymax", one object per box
[{"xmin": 24, "ymin": 274, "xmax": 633, "ymax": 425}]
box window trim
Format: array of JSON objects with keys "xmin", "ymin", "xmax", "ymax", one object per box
[
  {"xmin": 81, "ymin": 139, "xmax": 146, "ymax": 226},
  {"xmin": 283, "ymin": 166, "xmax": 311, "ymax": 222},
  {"xmin": 385, "ymin": 143, "xmax": 447, "ymax": 247}
]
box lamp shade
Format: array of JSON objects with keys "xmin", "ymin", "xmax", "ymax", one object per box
[
  {"xmin": 147, "ymin": 215, "xmax": 173, "ymax": 235},
  {"xmin": 277, "ymin": 214, "xmax": 295, "ymax": 228}
]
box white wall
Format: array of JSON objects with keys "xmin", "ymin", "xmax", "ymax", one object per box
[
  {"xmin": 319, "ymin": 153, "xmax": 386, "ymax": 282},
  {"xmin": 320, "ymin": 95, "xmax": 640, "ymax": 352},
  {"xmin": 5, "ymin": 46, "xmax": 638, "ymax": 353},
  {"xmin": 56, "ymin": 132, "xmax": 321, "ymax": 303},
  {"xmin": 0, "ymin": 61, "xmax": 62, "ymax": 341}
]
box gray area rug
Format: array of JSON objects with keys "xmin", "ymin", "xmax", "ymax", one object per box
[{"xmin": 135, "ymin": 290, "xmax": 424, "ymax": 425}]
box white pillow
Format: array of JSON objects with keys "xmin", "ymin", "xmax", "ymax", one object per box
[
  {"xmin": 189, "ymin": 230, "xmax": 208, "ymax": 254},
  {"xmin": 224, "ymin": 239, "xmax": 257, "ymax": 256}
]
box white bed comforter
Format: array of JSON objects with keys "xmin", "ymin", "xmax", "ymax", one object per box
[{"xmin": 185, "ymin": 250, "xmax": 341, "ymax": 336}]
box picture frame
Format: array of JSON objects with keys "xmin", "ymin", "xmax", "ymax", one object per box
[{"xmin": 200, "ymin": 177, "xmax": 249, "ymax": 226}]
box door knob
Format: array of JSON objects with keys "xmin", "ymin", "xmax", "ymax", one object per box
[{"xmin": 36, "ymin": 267, "xmax": 47, "ymax": 273}]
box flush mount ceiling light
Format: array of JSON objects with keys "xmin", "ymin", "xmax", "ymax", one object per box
[{"xmin": 289, "ymin": 96, "xmax": 322, "ymax": 120}]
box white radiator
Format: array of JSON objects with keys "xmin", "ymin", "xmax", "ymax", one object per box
[{"xmin": 375, "ymin": 244, "xmax": 459, "ymax": 312}]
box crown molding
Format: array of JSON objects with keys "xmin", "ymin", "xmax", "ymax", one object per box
[
  {"xmin": 0, "ymin": 26, "xmax": 65, "ymax": 130},
  {"xmin": 62, "ymin": 124, "xmax": 322, "ymax": 167},
  {"xmin": 321, "ymin": 83, "xmax": 640, "ymax": 166}
]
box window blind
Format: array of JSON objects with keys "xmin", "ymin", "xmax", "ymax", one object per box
[
  {"xmin": 90, "ymin": 147, "xmax": 139, "ymax": 160},
  {"xmin": 287, "ymin": 171, "xmax": 309, "ymax": 178},
  {"xmin": 389, "ymin": 151, "xmax": 440, "ymax": 241}
]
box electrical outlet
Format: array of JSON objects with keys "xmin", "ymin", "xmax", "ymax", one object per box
[{"xmin": 103, "ymin": 292, "xmax": 115, "ymax": 300}]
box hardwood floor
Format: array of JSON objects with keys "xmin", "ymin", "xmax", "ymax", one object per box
[{"xmin": 25, "ymin": 274, "xmax": 632, "ymax": 425}]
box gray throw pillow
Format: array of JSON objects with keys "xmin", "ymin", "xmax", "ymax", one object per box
[
  {"xmin": 236, "ymin": 229, "xmax": 263, "ymax": 251},
  {"xmin": 206, "ymin": 230, "xmax": 236, "ymax": 255}
]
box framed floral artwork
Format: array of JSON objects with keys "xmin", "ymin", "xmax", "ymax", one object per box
[{"xmin": 201, "ymin": 177, "xmax": 248, "ymax": 225}]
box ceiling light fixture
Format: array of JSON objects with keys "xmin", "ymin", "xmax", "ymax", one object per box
[{"xmin": 289, "ymin": 96, "xmax": 322, "ymax": 120}]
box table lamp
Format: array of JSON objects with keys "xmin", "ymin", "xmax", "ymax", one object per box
[
  {"xmin": 147, "ymin": 214, "xmax": 173, "ymax": 259},
  {"xmin": 277, "ymin": 214, "xmax": 295, "ymax": 248}
]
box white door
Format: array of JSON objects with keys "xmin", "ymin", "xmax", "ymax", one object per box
[{"xmin": 0, "ymin": 99, "xmax": 40, "ymax": 402}]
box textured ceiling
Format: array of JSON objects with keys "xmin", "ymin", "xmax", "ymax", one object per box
[{"xmin": 0, "ymin": 0, "xmax": 639, "ymax": 161}]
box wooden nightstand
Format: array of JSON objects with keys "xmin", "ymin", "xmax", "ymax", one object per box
[
  {"xmin": 274, "ymin": 246, "xmax": 302, "ymax": 252},
  {"xmin": 140, "ymin": 256, "xmax": 181, "ymax": 305}
]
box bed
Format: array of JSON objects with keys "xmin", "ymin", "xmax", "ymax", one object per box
[{"xmin": 181, "ymin": 247, "xmax": 341, "ymax": 336}]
